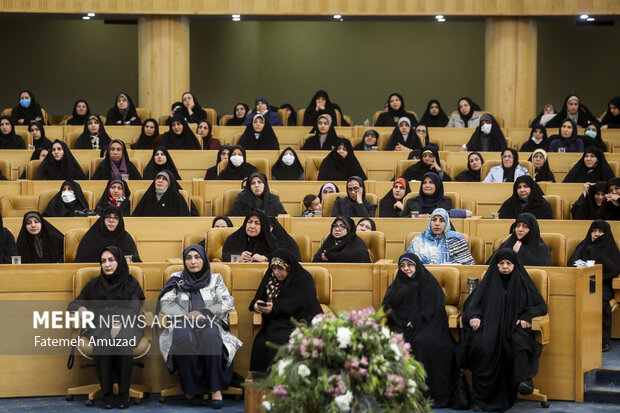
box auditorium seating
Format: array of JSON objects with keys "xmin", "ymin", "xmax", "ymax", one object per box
[
  {"xmin": 0, "ymin": 159, "xmax": 11, "ymax": 180},
  {"xmin": 492, "ymin": 233, "xmax": 566, "ymax": 266},
  {"xmin": 206, "ymin": 227, "xmax": 238, "ymax": 261},
  {"xmin": 63, "ymin": 227, "xmax": 89, "ymax": 263},
  {"xmin": 355, "ymin": 230, "xmax": 386, "ymax": 262}
]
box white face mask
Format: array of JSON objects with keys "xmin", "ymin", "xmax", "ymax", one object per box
[
  {"xmin": 281, "ymin": 154, "xmax": 295, "ymax": 166},
  {"xmin": 230, "ymin": 155, "xmax": 244, "ymax": 167},
  {"xmin": 531, "ymin": 136, "xmax": 543, "ymax": 144},
  {"xmin": 61, "ymin": 191, "xmax": 76, "ymax": 203},
  {"xmin": 480, "ymin": 123, "xmax": 492, "ymax": 135}
]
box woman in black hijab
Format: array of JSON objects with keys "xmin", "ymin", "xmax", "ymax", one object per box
[
  {"xmin": 42, "ymin": 180, "xmax": 90, "ymax": 217},
  {"xmin": 179, "ymin": 92, "xmax": 207, "ymax": 124},
  {"xmin": 74, "ymin": 115, "xmax": 112, "ymax": 151},
  {"xmin": 157, "ymin": 115, "xmax": 201, "ymax": 150},
  {"xmin": 92, "ymin": 140, "xmax": 142, "ymax": 181},
  {"xmin": 520, "ymin": 123, "xmax": 549, "ymax": 152},
  {"xmin": 375, "ymin": 93, "xmax": 419, "ymax": 127},
  {"xmin": 226, "ymin": 103, "xmax": 249, "ymax": 126},
  {"xmin": 455, "ymin": 152, "xmax": 484, "ymax": 182},
  {"xmin": 301, "ymin": 114, "xmax": 340, "ymax": 150},
  {"xmin": 379, "ymin": 177, "xmax": 411, "ymax": 217},
  {"xmin": 548, "ymin": 119, "xmax": 584, "ymax": 153},
  {"xmin": 303, "ymin": 90, "xmax": 339, "ymax": 127},
  {"xmin": 0, "ymin": 115, "xmax": 26, "ymax": 149},
  {"xmin": 35, "ymin": 140, "xmax": 87, "ymax": 181},
  {"xmin": 545, "ymin": 94, "xmax": 599, "ymax": 129},
  {"xmin": 12, "ymin": 90, "xmax": 43, "ymax": 125},
  {"xmin": 446, "ymin": 97, "xmax": 482, "ymax": 128},
  {"xmin": 76, "ymin": 206, "xmax": 141, "ymax": 263},
  {"xmin": 250, "ymin": 249, "xmax": 323, "ymax": 371},
  {"xmin": 205, "ymin": 146, "xmax": 231, "ymax": 180},
  {"xmin": 317, "ymin": 138, "xmax": 367, "ymax": 181},
  {"xmin": 28, "ymin": 121, "xmax": 52, "ymax": 150},
  {"xmin": 312, "ymin": 216, "xmax": 371, "ymax": 263},
  {"xmin": 383, "ymin": 253, "xmax": 455, "ymax": 408},
  {"xmin": 131, "ymin": 118, "xmax": 160, "ymax": 150},
  {"xmin": 222, "ymin": 210, "xmax": 275, "ymax": 262},
  {"xmin": 16, "ymin": 211, "xmax": 64, "ymax": 263},
  {"xmin": 237, "ymin": 114, "xmax": 280, "ymax": 150},
  {"xmin": 331, "ymin": 176, "xmax": 376, "ymax": 217},
  {"xmin": 401, "ymin": 172, "xmax": 453, "ymax": 217},
  {"xmin": 494, "ymin": 213, "xmax": 552, "ymax": 266},
  {"xmin": 216, "ymin": 145, "xmax": 258, "ymax": 180},
  {"xmin": 68, "ymin": 246, "xmax": 144, "ymax": 409},
  {"xmin": 230, "ymin": 172, "xmax": 287, "ymax": 217},
  {"xmin": 271, "ymin": 147, "xmax": 304, "ymax": 180},
  {"xmin": 583, "ymin": 122, "xmax": 608, "ymax": 152},
  {"xmin": 66, "ymin": 99, "xmax": 91, "ymax": 126},
  {"xmin": 569, "ymin": 220, "xmax": 620, "ymax": 351},
  {"xmin": 459, "ymin": 248, "xmax": 547, "ymax": 412},
  {"xmin": 419, "ymin": 99, "xmax": 449, "ymax": 127},
  {"xmin": 598, "ymin": 178, "xmax": 620, "ymax": 221},
  {"xmin": 353, "ymin": 129, "xmax": 379, "ymax": 151},
  {"xmin": 385, "ymin": 118, "xmax": 423, "ymax": 152},
  {"xmin": 105, "ymin": 93, "xmax": 141, "ymax": 125},
  {"xmin": 601, "ymin": 96, "xmax": 620, "ymax": 129},
  {"xmin": 197, "ymin": 120, "xmax": 221, "ymax": 150},
  {"xmin": 279, "ymin": 103, "xmax": 297, "ymax": 126},
  {"xmin": 0, "ymin": 214, "xmax": 18, "ymax": 264},
  {"xmin": 267, "ymin": 217, "xmax": 302, "ymax": 262},
  {"xmin": 142, "ymin": 146, "xmax": 181, "ymax": 181},
  {"xmin": 483, "ymin": 148, "xmax": 529, "ymax": 183},
  {"xmin": 401, "ymin": 146, "xmax": 452, "ymax": 182},
  {"xmin": 563, "ymin": 147, "xmax": 615, "ymax": 183},
  {"xmin": 132, "ymin": 170, "xmax": 191, "ymax": 217},
  {"xmin": 498, "ymin": 176, "xmax": 553, "ymax": 220},
  {"xmin": 529, "ymin": 149, "xmax": 555, "ymax": 183},
  {"xmin": 95, "ymin": 179, "xmax": 132, "ymax": 217},
  {"xmin": 356, "ymin": 217, "xmax": 376, "ymax": 232},
  {"xmin": 571, "ymin": 181, "xmax": 607, "ymax": 220},
  {"xmin": 465, "ymin": 114, "xmax": 507, "ymax": 152}
]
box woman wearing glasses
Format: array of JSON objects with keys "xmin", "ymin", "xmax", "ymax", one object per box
[
  {"xmin": 483, "ymin": 148, "xmax": 529, "ymax": 183},
  {"xmin": 312, "ymin": 216, "xmax": 371, "ymax": 263}
]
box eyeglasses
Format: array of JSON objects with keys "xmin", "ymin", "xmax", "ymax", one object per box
[
  {"xmin": 399, "ymin": 262, "xmax": 415, "ymax": 270},
  {"xmin": 502, "ymin": 155, "xmax": 514, "ymax": 159},
  {"xmin": 332, "ymin": 224, "xmax": 347, "ymax": 230}
]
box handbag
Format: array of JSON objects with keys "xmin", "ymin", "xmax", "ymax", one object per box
[{"xmin": 452, "ymin": 369, "xmax": 471, "ymax": 410}]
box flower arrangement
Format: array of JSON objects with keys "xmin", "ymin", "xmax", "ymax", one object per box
[{"xmin": 259, "ymin": 307, "xmax": 431, "ymax": 412}]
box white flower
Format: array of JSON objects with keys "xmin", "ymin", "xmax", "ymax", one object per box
[
  {"xmin": 311, "ymin": 314, "xmax": 324, "ymax": 326},
  {"xmin": 390, "ymin": 343, "xmax": 402, "ymax": 360},
  {"xmin": 262, "ymin": 400, "xmax": 272, "ymax": 411},
  {"xmin": 297, "ymin": 364, "xmax": 311, "ymax": 377},
  {"xmin": 407, "ymin": 378, "xmax": 418, "ymax": 395},
  {"xmin": 291, "ymin": 328, "xmax": 302, "ymax": 338},
  {"xmin": 334, "ymin": 390, "xmax": 353, "ymax": 412},
  {"xmin": 277, "ymin": 358, "xmax": 293, "ymax": 376},
  {"xmin": 336, "ymin": 327, "xmax": 353, "ymax": 349},
  {"xmin": 381, "ymin": 326, "xmax": 391, "ymax": 339}
]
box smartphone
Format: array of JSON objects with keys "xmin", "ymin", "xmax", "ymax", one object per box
[{"xmin": 256, "ymin": 301, "xmax": 268, "ymax": 307}]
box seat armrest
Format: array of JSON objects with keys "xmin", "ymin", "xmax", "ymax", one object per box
[
  {"xmin": 531, "ymin": 315, "xmax": 550, "ymax": 345},
  {"xmin": 228, "ymin": 310, "xmax": 238, "ymax": 325},
  {"xmin": 448, "ymin": 313, "xmax": 461, "ymax": 329},
  {"xmin": 253, "ymin": 312, "xmax": 262, "ymax": 326}
]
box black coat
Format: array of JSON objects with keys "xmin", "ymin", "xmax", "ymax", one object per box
[
  {"xmin": 494, "ymin": 213, "xmax": 552, "ymax": 266},
  {"xmin": 229, "ymin": 172, "xmax": 287, "ymax": 217},
  {"xmin": 317, "ymin": 138, "xmax": 367, "ymax": 181},
  {"xmin": 132, "ymin": 171, "xmax": 191, "ymax": 217},
  {"xmin": 222, "ymin": 210, "xmax": 276, "ymax": 262},
  {"xmin": 42, "ymin": 180, "xmax": 90, "ymax": 217},
  {"xmin": 312, "ymin": 216, "xmax": 371, "ymax": 263},
  {"xmin": 0, "ymin": 215, "xmax": 18, "ymax": 264},
  {"xmin": 91, "ymin": 140, "xmax": 142, "ymax": 181},
  {"xmin": 94, "ymin": 179, "xmax": 132, "ymax": 217},
  {"xmin": 16, "ymin": 212, "xmax": 64, "ymax": 264},
  {"xmin": 498, "ymin": 176, "xmax": 553, "ymax": 220}
]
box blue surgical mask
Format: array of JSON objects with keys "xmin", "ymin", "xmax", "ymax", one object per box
[
  {"xmin": 585, "ymin": 129, "xmax": 597, "ymax": 139},
  {"xmin": 19, "ymin": 98, "xmax": 31, "ymax": 108}
]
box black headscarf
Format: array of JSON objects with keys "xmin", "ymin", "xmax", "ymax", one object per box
[
  {"xmin": 317, "ymin": 138, "xmax": 367, "ymax": 181},
  {"xmin": 312, "ymin": 216, "xmax": 371, "ymax": 263},
  {"xmin": 353, "ymin": 129, "xmax": 380, "ymax": 151},
  {"xmin": 157, "ymin": 115, "xmax": 201, "ymax": 150},
  {"xmin": 300, "ymin": 114, "xmax": 340, "ymax": 150},
  {"xmin": 303, "ymin": 90, "xmax": 339, "ymax": 127},
  {"xmin": 205, "ymin": 145, "xmax": 232, "ymax": 180},
  {"xmin": 0, "ymin": 214, "xmax": 18, "ymax": 264},
  {"xmin": 271, "ymin": 147, "xmax": 304, "ymax": 180},
  {"xmin": 16, "ymin": 211, "xmax": 64, "ymax": 263},
  {"xmin": 279, "ymin": 103, "xmax": 297, "ymax": 126},
  {"xmin": 142, "ymin": 146, "xmax": 181, "ymax": 180},
  {"xmin": 230, "ymin": 172, "xmax": 287, "ymax": 217},
  {"xmin": 466, "ymin": 114, "xmax": 507, "ymax": 152},
  {"xmin": 582, "ymin": 122, "xmax": 608, "ymax": 152},
  {"xmin": 237, "ymin": 114, "xmax": 280, "ymax": 150},
  {"xmin": 132, "ymin": 170, "xmax": 191, "ymax": 217},
  {"xmin": 226, "ymin": 103, "xmax": 249, "ymax": 126},
  {"xmin": 12, "ymin": 90, "xmax": 43, "ymax": 125},
  {"xmin": 374, "ymin": 93, "xmax": 418, "ymax": 127},
  {"xmin": 563, "ymin": 146, "xmax": 615, "ymax": 183},
  {"xmin": 548, "ymin": 119, "xmax": 581, "ymax": 151},
  {"xmin": 0, "ymin": 115, "xmax": 26, "ymax": 149},
  {"xmin": 42, "ymin": 180, "xmax": 90, "ymax": 217},
  {"xmin": 528, "ymin": 149, "xmax": 556, "ymax": 183},
  {"xmin": 495, "ymin": 213, "xmax": 552, "ymax": 266},
  {"xmin": 74, "ymin": 115, "xmax": 112, "ymax": 151},
  {"xmin": 520, "ymin": 123, "xmax": 549, "ymax": 152},
  {"xmin": 66, "ymin": 99, "xmax": 91, "ymax": 126},
  {"xmin": 267, "ymin": 217, "xmax": 302, "ymax": 262},
  {"xmin": 180, "ymin": 92, "xmax": 207, "ymax": 124},
  {"xmin": 598, "ymin": 178, "xmax": 620, "ymax": 221},
  {"xmin": 545, "ymin": 94, "xmax": 599, "ymax": 129},
  {"xmin": 458, "ymin": 248, "xmax": 546, "ymax": 412},
  {"xmin": 416, "ymin": 172, "xmax": 446, "ymax": 213},
  {"xmin": 216, "ymin": 145, "xmax": 258, "ymax": 180},
  {"xmin": 212, "ymin": 216, "xmax": 233, "ymax": 227},
  {"xmin": 401, "ymin": 146, "xmax": 451, "ymax": 182},
  {"xmin": 28, "ymin": 121, "xmax": 53, "ymax": 150},
  {"xmin": 91, "ymin": 139, "xmax": 142, "ymax": 181},
  {"xmin": 331, "ymin": 176, "xmax": 376, "ymax": 217},
  {"xmin": 356, "ymin": 217, "xmax": 377, "ymax": 231},
  {"xmin": 105, "ymin": 93, "xmax": 141, "ymax": 125},
  {"xmin": 501, "ymin": 148, "xmax": 520, "ymax": 183},
  {"xmin": 131, "ymin": 118, "xmax": 160, "ymax": 150},
  {"xmin": 318, "ymin": 183, "xmax": 340, "ymax": 201},
  {"xmin": 456, "ymin": 152, "xmax": 484, "ymax": 182},
  {"xmin": 75, "ymin": 206, "xmax": 140, "ymax": 263},
  {"xmin": 384, "ymin": 118, "xmax": 423, "ymax": 151},
  {"xmin": 382, "ymin": 252, "xmax": 455, "ymax": 407},
  {"xmin": 568, "ymin": 220, "xmax": 620, "ymax": 281},
  {"xmin": 571, "ymin": 181, "xmax": 607, "ymax": 220},
  {"xmin": 457, "ymin": 97, "xmax": 476, "ymax": 125},
  {"xmin": 379, "ymin": 178, "xmax": 411, "ymax": 217},
  {"xmin": 419, "ymin": 99, "xmax": 449, "ymax": 127},
  {"xmin": 222, "ymin": 210, "xmax": 276, "ymax": 262},
  {"xmin": 35, "ymin": 140, "xmax": 87, "ymax": 181},
  {"xmin": 498, "ymin": 176, "xmax": 554, "ymax": 220},
  {"xmin": 601, "ymin": 96, "xmax": 620, "ymax": 129},
  {"xmin": 94, "ymin": 179, "xmax": 132, "ymax": 217}
]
